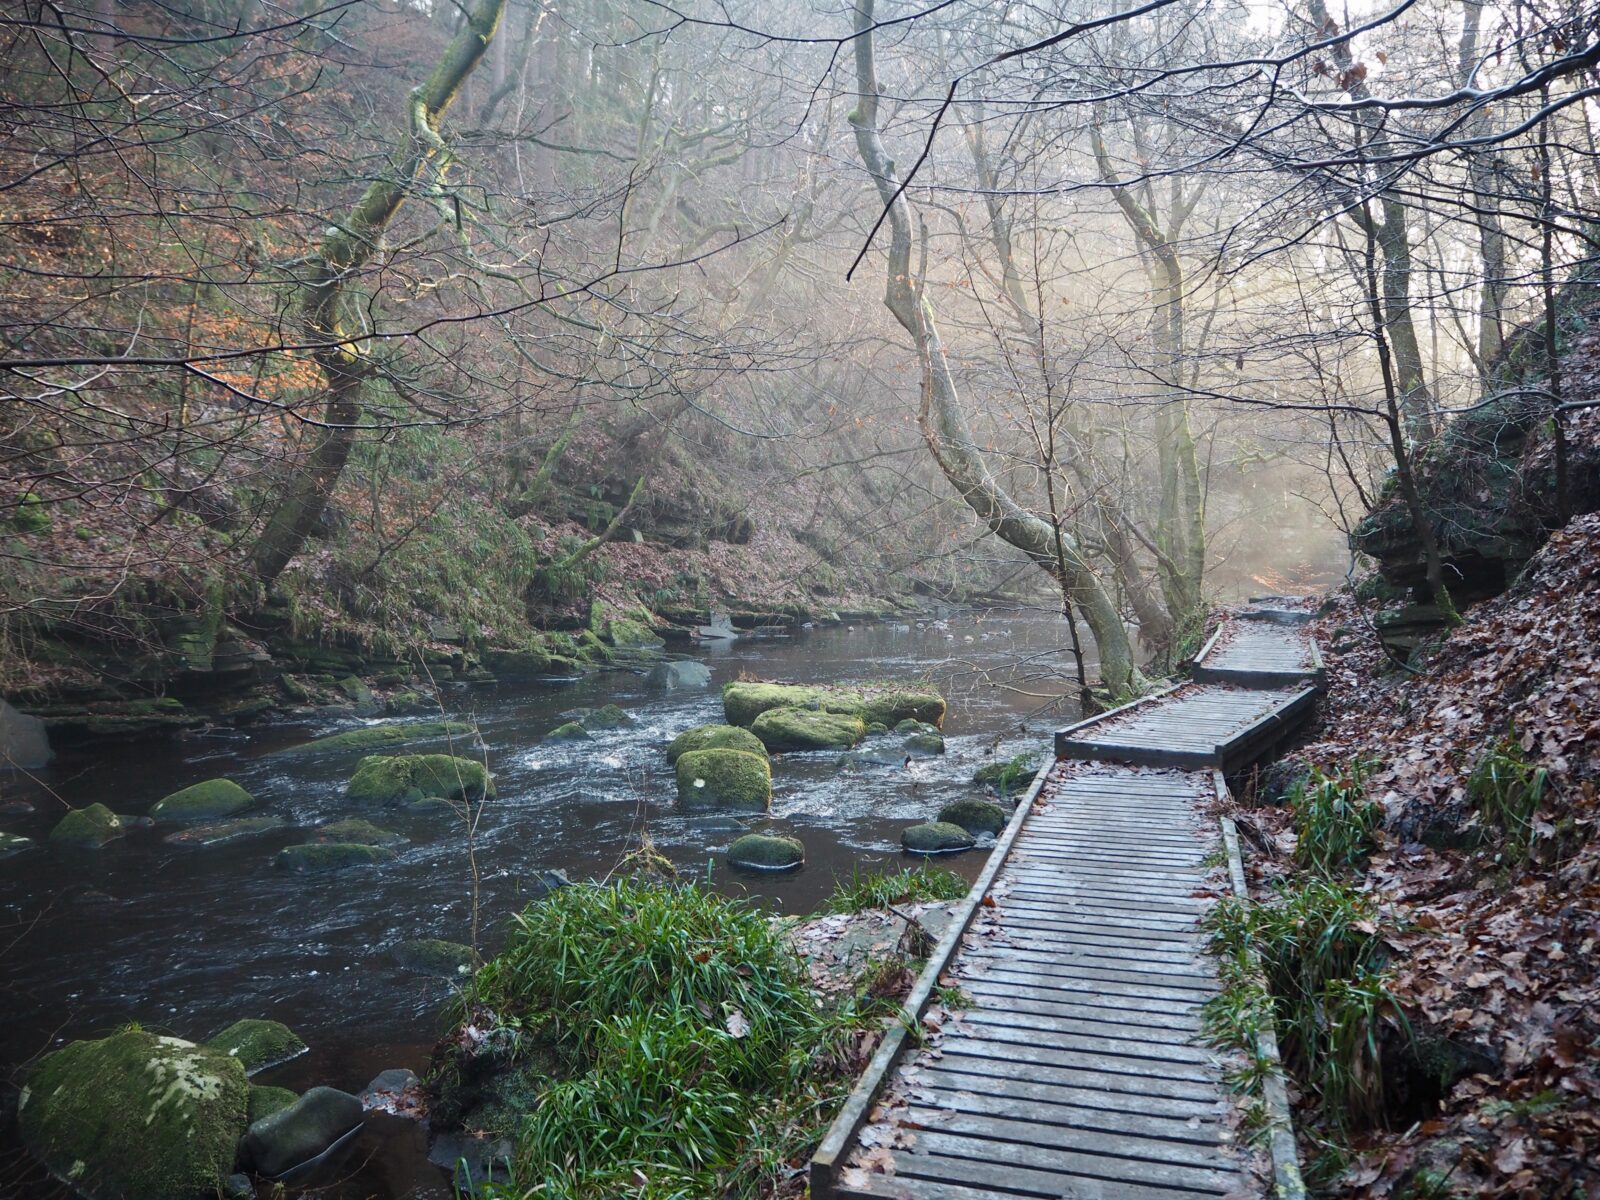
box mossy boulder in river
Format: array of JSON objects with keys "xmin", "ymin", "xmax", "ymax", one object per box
[
  {"xmin": 727, "ymin": 833, "xmax": 804, "ymax": 872},
  {"xmin": 276, "ymin": 842, "xmax": 397, "ymax": 872},
  {"xmin": 205, "ymin": 1019, "xmax": 307, "ymax": 1074},
  {"xmin": 272, "ymin": 721, "xmax": 473, "ymax": 757},
  {"xmin": 903, "ymin": 732, "xmax": 946, "ymax": 756},
  {"xmin": 390, "ymin": 937, "xmax": 476, "ymax": 978},
  {"xmin": 675, "ymin": 748, "xmax": 771, "ymax": 811},
  {"xmin": 901, "ymin": 821, "xmax": 976, "ymax": 855},
  {"xmin": 938, "ymin": 798, "xmax": 1008, "ymax": 836},
  {"xmin": 346, "ymin": 754, "xmax": 492, "ymax": 806},
  {"xmin": 665, "ymin": 723, "xmax": 768, "ymax": 765},
  {"xmin": 149, "ymin": 778, "xmax": 253, "ymax": 823},
  {"xmin": 48, "ymin": 803, "xmax": 125, "ymax": 848},
  {"xmin": 751, "ymin": 706, "xmax": 866, "ymax": 752},
  {"xmin": 543, "ymin": 721, "xmax": 590, "ymax": 742},
  {"xmin": 164, "ymin": 816, "xmax": 286, "ymax": 848},
  {"xmin": 17, "ymin": 1029, "xmax": 249, "ymax": 1200},
  {"xmin": 581, "ymin": 703, "xmax": 634, "ymax": 730},
  {"xmin": 722, "ymin": 681, "xmax": 945, "ymax": 729},
  {"xmin": 316, "ymin": 818, "xmax": 407, "ymax": 847}
]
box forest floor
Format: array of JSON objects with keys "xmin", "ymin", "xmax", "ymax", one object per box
[{"xmin": 1233, "ymin": 514, "xmax": 1600, "ymax": 1198}]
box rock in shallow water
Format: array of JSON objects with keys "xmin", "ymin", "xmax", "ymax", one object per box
[
  {"xmin": 149, "ymin": 778, "xmax": 254, "ymax": 823},
  {"xmin": 164, "ymin": 816, "xmax": 287, "ymax": 847},
  {"xmin": 901, "ymin": 821, "xmax": 976, "ymax": 855},
  {"xmin": 205, "ymin": 1019, "xmax": 307, "ymax": 1074},
  {"xmin": 390, "ymin": 937, "xmax": 476, "ymax": 978},
  {"xmin": 247, "ymin": 1085, "xmax": 299, "ymax": 1123},
  {"xmin": 751, "ymin": 706, "xmax": 865, "ymax": 752},
  {"xmin": 18, "ymin": 1030, "xmax": 248, "ymax": 1200},
  {"xmin": 48, "ymin": 802, "xmax": 125, "ymax": 848},
  {"xmin": 345, "ymin": 754, "xmax": 492, "ymax": 806},
  {"xmin": 648, "ymin": 660, "xmax": 712, "ymax": 690},
  {"xmin": 665, "ymin": 722, "xmax": 767, "ymax": 765},
  {"xmin": 275, "ymin": 842, "xmax": 397, "ymax": 872},
  {"xmin": 674, "ymin": 748, "xmax": 771, "ymax": 811},
  {"xmin": 238, "ymin": 1085, "xmax": 364, "ymax": 1179},
  {"xmin": 727, "ymin": 832, "xmax": 804, "ymax": 872},
  {"xmin": 937, "ymin": 798, "xmax": 1008, "ymax": 836},
  {"xmin": 316, "ymin": 817, "xmax": 407, "ymax": 847}
]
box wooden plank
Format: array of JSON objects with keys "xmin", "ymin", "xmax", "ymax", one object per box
[{"xmin": 911, "ymin": 1068, "xmax": 1229, "ymax": 1136}]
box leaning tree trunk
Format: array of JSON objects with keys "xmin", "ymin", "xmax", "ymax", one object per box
[
  {"xmin": 848, "ymin": 0, "xmax": 1141, "ymax": 698},
  {"xmin": 252, "ymin": 0, "xmax": 508, "ymax": 585}
]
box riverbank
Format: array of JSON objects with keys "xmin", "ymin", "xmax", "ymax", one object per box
[{"xmin": 1221, "ymin": 515, "xmax": 1600, "ymax": 1197}]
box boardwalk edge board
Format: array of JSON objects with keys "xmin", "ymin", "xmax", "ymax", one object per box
[
  {"xmin": 1217, "ymin": 771, "xmax": 1307, "ymax": 1200},
  {"xmin": 808, "ymin": 756, "xmax": 1056, "ymax": 1200}
]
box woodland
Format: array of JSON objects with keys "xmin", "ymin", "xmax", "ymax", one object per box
[{"xmin": 2, "ymin": 0, "xmax": 1599, "ymax": 1197}]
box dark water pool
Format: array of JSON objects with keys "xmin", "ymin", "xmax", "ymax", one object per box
[{"xmin": 0, "ymin": 607, "xmax": 1089, "ymax": 1197}]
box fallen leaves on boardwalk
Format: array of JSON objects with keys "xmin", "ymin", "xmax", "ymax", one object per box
[{"xmin": 1247, "ymin": 514, "xmax": 1600, "ymax": 1198}]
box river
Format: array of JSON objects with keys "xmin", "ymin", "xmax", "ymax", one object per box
[{"xmin": 0, "ymin": 607, "xmax": 1089, "ymax": 1197}]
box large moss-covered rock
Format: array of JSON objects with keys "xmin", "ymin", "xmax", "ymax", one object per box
[
  {"xmin": 345, "ymin": 754, "xmax": 492, "ymax": 806},
  {"xmin": 18, "ymin": 1029, "xmax": 249, "ymax": 1200},
  {"xmin": 581, "ymin": 703, "xmax": 634, "ymax": 730},
  {"xmin": 674, "ymin": 749, "xmax": 771, "ymax": 812},
  {"xmin": 316, "ymin": 818, "xmax": 407, "ymax": 847},
  {"xmin": 272, "ymin": 721, "xmax": 472, "ymax": 757},
  {"xmin": 727, "ymin": 833, "xmax": 804, "ymax": 872},
  {"xmin": 149, "ymin": 779, "xmax": 253, "ymax": 823},
  {"xmin": 903, "ymin": 732, "xmax": 946, "ymax": 757},
  {"xmin": 390, "ymin": 937, "xmax": 476, "ymax": 978},
  {"xmin": 276, "ymin": 842, "xmax": 397, "ymax": 872},
  {"xmin": 751, "ymin": 706, "xmax": 866, "ymax": 752},
  {"xmin": 48, "ymin": 803, "xmax": 125, "ymax": 848},
  {"xmin": 543, "ymin": 721, "xmax": 590, "ymax": 742},
  {"xmin": 204, "ymin": 1019, "xmax": 307, "ymax": 1074},
  {"xmin": 901, "ymin": 821, "xmax": 976, "ymax": 855},
  {"xmin": 247, "ymin": 1085, "xmax": 299, "ymax": 1124},
  {"xmin": 938, "ymin": 798, "xmax": 1008, "ymax": 836},
  {"xmin": 722, "ymin": 681, "xmax": 945, "ymax": 729},
  {"xmin": 665, "ymin": 723, "xmax": 768, "ymax": 765},
  {"xmin": 163, "ymin": 816, "xmax": 286, "ymax": 848}
]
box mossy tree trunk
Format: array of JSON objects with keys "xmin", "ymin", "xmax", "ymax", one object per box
[
  {"xmin": 251, "ymin": 0, "xmax": 509, "ymax": 584},
  {"xmin": 848, "ymin": 0, "xmax": 1142, "ymax": 699}
]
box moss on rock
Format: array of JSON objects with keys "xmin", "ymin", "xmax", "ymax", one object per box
[
  {"xmin": 163, "ymin": 816, "xmax": 286, "ymax": 848},
  {"xmin": 938, "ymin": 798, "xmax": 1008, "ymax": 836},
  {"xmin": 751, "ymin": 706, "xmax": 865, "ymax": 752},
  {"xmin": 272, "ymin": 721, "xmax": 473, "ymax": 756},
  {"xmin": 674, "ymin": 748, "xmax": 772, "ymax": 812},
  {"xmin": 727, "ymin": 833, "xmax": 804, "ymax": 872},
  {"xmin": 149, "ymin": 778, "xmax": 253, "ymax": 823},
  {"xmin": 247, "ymin": 1085, "xmax": 299, "ymax": 1124},
  {"xmin": 582, "ymin": 703, "xmax": 634, "ymax": 730},
  {"xmin": 205, "ymin": 1019, "xmax": 307, "ymax": 1074},
  {"xmin": 722, "ymin": 680, "xmax": 946, "ymax": 730},
  {"xmin": 390, "ymin": 937, "xmax": 476, "ymax": 978},
  {"xmin": 17, "ymin": 1029, "xmax": 249, "ymax": 1200},
  {"xmin": 973, "ymin": 752, "xmax": 1041, "ymax": 792},
  {"xmin": 345, "ymin": 754, "xmax": 492, "ymax": 806},
  {"xmin": 901, "ymin": 821, "xmax": 976, "ymax": 855},
  {"xmin": 903, "ymin": 732, "xmax": 946, "ymax": 756},
  {"xmin": 544, "ymin": 721, "xmax": 590, "ymax": 742},
  {"xmin": 316, "ymin": 818, "xmax": 407, "ymax": 847},
  {"xmin": 665, "ymin": 723, "xmax": 768, "ymax": 766},
  {"xmin": 48, "ymin": 803, "xmax": 124, "ymax": 848},
  {"xmin": 276, "ymin": 842, "xmax": 397, "ymax": 872}
]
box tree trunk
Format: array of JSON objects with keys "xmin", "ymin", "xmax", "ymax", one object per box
[
  {"xmin": 251, "ymin": 0, "xmax": 509, "ymax": 584},
  {"xmin": 848, "ymin": 0, "xmax": 1141, "ymax": 698}
]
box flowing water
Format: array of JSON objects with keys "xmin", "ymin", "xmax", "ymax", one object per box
[{"xmin": 0, "ymin": 608, "xmax": 1090, "ymax": 1197}]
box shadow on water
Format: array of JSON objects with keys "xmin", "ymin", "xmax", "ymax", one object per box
[{"xmin": 0, "ymin": 607, "xmax": 1089, "ymax": 1198}]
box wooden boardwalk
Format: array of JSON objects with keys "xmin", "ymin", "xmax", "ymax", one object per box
[
  {"xmin": 812, "ymin": 604, "xmax": 1322, "ymax": 1200},
  {"xmin": 1193, "ymin": 618, "xmax": 1324, "ymax": 690}
]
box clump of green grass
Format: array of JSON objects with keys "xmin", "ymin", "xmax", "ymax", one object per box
[
  {"xmin": 465, "ymin": 880, "xmax": 885, "ymax": 1199},
  {"xmin": 824, "ymin": 864, "xmax": 969, "ymax": 913},
  {"xmin": 1290, "ymin": 761, "xmax": 1383, "ymax": 877},
  {"xmin": 1467, "ymin": 735, "xmax": 1549, "ymax": 862},
  {"xmin": 1204, "ymin": 879, "xmax": 1402, "ymax": 1131},
  {"xmin": 973, "ymin": 750, "xmax": 1041, "ymax": 795}
]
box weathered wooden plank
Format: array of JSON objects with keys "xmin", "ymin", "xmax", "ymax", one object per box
[
  {"xmin": 884, "ymin": 1129, "xmax": 1239, "ymax": 1194},
  {"xmin": 900, "ymin": 1104, "xmax": 1226, "ymax": 1170},
  {"xmin": 911, "ymin": 1068, "xmax": 1229, "ymax": 1137},
  {"xmin": 957, "ymin": 979, "xmax": 1204, "ymax": 1026}
]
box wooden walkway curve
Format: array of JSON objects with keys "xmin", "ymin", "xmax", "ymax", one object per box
[{"xmin": 812, "ymin": 605, "xmax": 1322, "ymax": 1200}]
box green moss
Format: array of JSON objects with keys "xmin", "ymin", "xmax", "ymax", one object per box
[
  {"xmin": 903, "ymin": 732, "xmax": 946, "ymax": 756},
  {"xmin": 664, "ymin": 723, "xmax": 768, "ymax": 766},
  {"xmin": 275, "ymin": 842, "xmax": 397, "ymax": 872},
  {"xmin": 894, "ymin": 718, "xmax": 940, "ymax": 736},
  {"xmin": 149, "ymin": 778, "xmax": 253, "ymax": 822},
  {"xmin": 390, "ymin": 937, "xmax": 476, "ymax": 978},
  {"xmin": 973, "ymin": 751, "xmax": 1042, "ymax": 792},
  {"xmin": 901, "ymin": 821, "xmax": 976, "ymax": 855},
  {"xmin": 544, "ymin": 721, "xmax": 591, "ymax": 742},
  {"xmin": 48, "ymin": 803, "xmax": 124, "ymax": 847},
  {"xmin": 937, "ymin": 798, "xmax": 1007, "ymax": 836},
  {"xmin": 247, "ymin": 1085, "xmax": 299, "ymax": 1124},
  {"xmin": 18, "ymin": 1030, "xmax": 249, "ymax": 1200},
  {"xmin": 727, "ymin": 833, "xmax": 804, "ymax": 872},
  {"xmin": 317, "ymin": 818, "xmax": 407, "ymax": 847},
  {"xmin": 204, "ymin": 1019, "xmax": 307, "ymax": 1074},
  {"xmin": 674, "ymin": 748, "xmax": 772, "ymax": 812},
  {"xmin": 751, "ymin": 706, "xmax": 865, "ymax": 752},
  {"xmin": 345, "ymin": 754, "xmax": 492, "ymax": 806},
  {"xmin": 11, "ymin": 491, "xmax": 51, "ymax": 534},
  {"xmin": 272, "ymin": 721, "xmax": 473, "ymax": 756},
  {"xmin": 583, "ymin": 703, "xmax": 634, "ymax": 730},
  {"xmin": 722, "ymin": 680, "xmax": 945, "ymax": 729},
  {"xmin": 863, "ymin": 691, "xmax": 946, "ymax": 727}
]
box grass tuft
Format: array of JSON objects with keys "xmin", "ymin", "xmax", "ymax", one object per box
[{"xmin": 824, "ymin": 864, "xmax": 969, "ymax": 913}]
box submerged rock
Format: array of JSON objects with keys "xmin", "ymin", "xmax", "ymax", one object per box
[
  {"xmin": 901, "ymin": 821, "xmax": 976, "ymax": 855},
  {"xmin": 48, "ymin": 802, "xmax": 125, "ymax": 848},
  {"xmin": 903, "ymin": 732, "xmax": 946, "ymax": 757},
  {"xmin": 18, "ymin": 1029, "xmax": 249, "ymax": 1200},
  {"xmin": 276, "ymin": 842, "xmax": 397, "ymax": 872},
  {"xmin": 664, "ymin": 723, "xmax": 768, "ymax": 765},
  {"xmin": 390, "ymin": 937, "xmax": 476, "ymax": 978},
  {"xmin": 648, "ymin": 660, "xmax": 712, "ymax": 690},
  {"xmin": 1, "ymin": 829, "xmax": 36, "ymax": 858},
  {"xmin": 205, "ymin": 1019, "xmax": 307, "ymax": 1074},
  {"xmin": 248, "ymin": 1085, "xmax": 299, "ymax": 1124},
  {"xmin": 272, "ymin": 721, "xmax": 473, "ymax": 757},
  {"xmin": 727, "ymin": 833, "xmax": 804, "ymax": 872},
  {"xmin": 164, "ymin": 816, "xmax": 286, "ymax": 847},
  {"xmin": 938, "ymin": 798, "xmax": 1008, "ymax": 836},
  {"xmin": 346, "ymin": 754, "xmax": 492, "ymax": 806},
  {"xmin": 316, "ymin": 818, "xmax": 407, "ymax": 847},
  {"xmin": 674, "ymin": 748, "xmax": 771, "ymax": 812},
  {"xmin": 543, "ymin": 721, "xmax": 590, "ymax": 743},
  {"xmin": 237, "ymin": 1086, "xmax": 364, "ymax": 1179},
  {"xmin": 149, "ymin": 778, "xmax": 254, "ymax": 823},
  {"xmin": 751, "ymin": 706, "xmax": 866, "ymax": 752}
]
